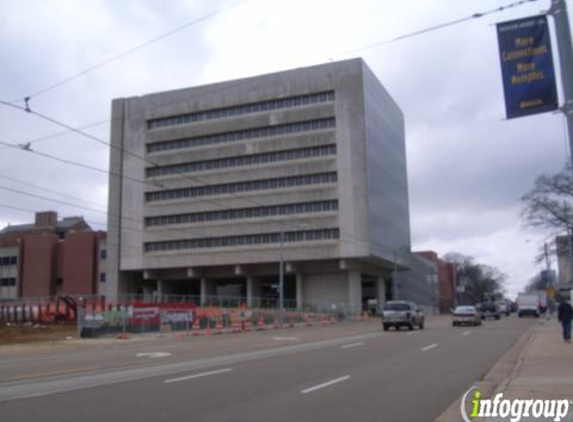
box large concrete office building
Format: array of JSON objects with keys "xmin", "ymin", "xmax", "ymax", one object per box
[{"xmin": 106, "ymin": 59, "xmax": 412, "ymax": 312}]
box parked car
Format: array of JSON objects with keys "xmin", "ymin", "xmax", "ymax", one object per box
[
  {"xmin": 382, "ymin": 301, "xmax": 425, "ymax": 331},
  {"xmin": 496, "ymin": 301, "xmax": 510, "ymax": 316},
  {"xmin": 452, "ymin": 305, "xmax": 482, "ymax": 326},
  {"xmin": 479, "ymin": 302, "xmax": 501, "ymax": 320}
]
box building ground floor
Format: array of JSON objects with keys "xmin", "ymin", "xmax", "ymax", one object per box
[
  {"xmin": 116, "ymin": 259, "xmax": 395, "ymax": 315},
  {"xmin": 112, "ymin": 257, "xmax": 438, "ymax": 315}
]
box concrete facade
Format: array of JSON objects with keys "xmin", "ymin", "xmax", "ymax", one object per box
[{"xmin": 107, "ymin": 59, "xmax": 413, "ymax": 313}]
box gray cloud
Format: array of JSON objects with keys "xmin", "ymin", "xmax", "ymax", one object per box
[{"xmin": 0, "ymin": 0, "xmax": 564, "ymax": 298}]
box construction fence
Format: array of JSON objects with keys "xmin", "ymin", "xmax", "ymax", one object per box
[
  {"xmin": 0, "ymin": 295, "xmax": 80, "ymax": 324},
  {"xmin": 0, "ymin": 294, "xmax": 370, "ymax": 338},
  {"xmin": 80, "ymin": 294, "xmax": 368, "ymax": 339}
]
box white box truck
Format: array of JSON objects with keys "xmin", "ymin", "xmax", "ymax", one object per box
[{"xmin": 517, "ymin": 293, "xmax": 540, "ymax": 317}]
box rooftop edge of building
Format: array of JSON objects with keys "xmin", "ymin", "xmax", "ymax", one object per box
[{"xmin": 110, "ymin": 57, "xmax": 401, "ymax": 118}]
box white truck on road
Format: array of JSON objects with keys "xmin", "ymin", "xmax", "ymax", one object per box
[{"xmin": 517, "ymin": 293, "xmax": 540, "ymax": 318}]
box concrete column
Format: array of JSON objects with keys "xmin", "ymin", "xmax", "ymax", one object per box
[
  {"xmin": 246, "ymin": 276, "xmax": 255, "ymax": 308},
  {"xmin": 296, "ymin": 273, "xmax": 304, "ymax": 310},
  {"xmin": 156, "ymin": 279, "xmax": 163, "ymax": 301},
  {"xmin": 200, "ymin": 278, "xmax": 207, "ymax": 306},
  {"xmin": 347, "ymin": 271, "xmax": 362, "ymax": 314},
  {"xmin": 376, "ymin": 276, "xmax": 386, "ymax": 315}
]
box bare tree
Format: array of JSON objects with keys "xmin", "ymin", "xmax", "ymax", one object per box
[
  {"xmin": 443, "ymin": 253, "xmax": 506, "ymax": 304},
  {"xmin": 521, "ymin": 163, "xmax": 573, "ymax": 231}
]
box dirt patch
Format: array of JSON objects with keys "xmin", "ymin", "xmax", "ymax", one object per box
[{"xmin": 0, "ymin": 322, "xmax": 76, "ymax": 345}]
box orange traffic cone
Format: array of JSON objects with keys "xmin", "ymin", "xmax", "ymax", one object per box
[
  {"xmin": 192, "ymin": 319, "xmax": 201, "ymax": 337},
  {"xmin": 215, "ymin": 317, "xmax": 224, "ymax": 335},
  {"xmin": 116, "ymin": 332, "xmax": 130, "ymax": 340},
  {"xmin": 256, "ymin": 314, "xmax": 265, "ymax": 331},
  {"xmin": 231, "ymin": 315, "xmax": 242, "ymax": 333},
  {"xmin": 244, "ymin": 318, "xmax": 252, "ymax": 332}
]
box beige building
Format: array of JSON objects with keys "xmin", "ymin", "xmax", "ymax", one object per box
[{"xmin": 106, "ymin": 59, "xmax": 416, "ymax": 313}]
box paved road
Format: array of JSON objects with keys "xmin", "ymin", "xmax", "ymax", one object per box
[{"xmin": 0, "ymin": 316, "xmax": 534, "ymax": 422}]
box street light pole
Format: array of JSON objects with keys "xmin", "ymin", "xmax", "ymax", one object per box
[
  {"xmin": 550, "ymin": 0, "xmax": 573, "ymax": 156},
  {"xmin": 279, "ymin": 229, "xmax": 284, "ymax": 313},
  {"xmin": 392, "ymin": 249, "xmax": 399, "ymax": 301}
]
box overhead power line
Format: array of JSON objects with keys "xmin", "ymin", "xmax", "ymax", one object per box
[
  {"xmin": 333, "ymin": 0, "xmax": 542, "ymax": 59},
  {"xmin": 1, "ymin": 0, "xmax": 542, "ymax": 152},
  {"xmin": 0, "ymin": 171, "xmax": 107, "ymax": 211},
  {"xmin": 0, "ymin": 0, "xmax": 543, "ymax": 264},
  {"xmin": 11, "ymin": 0, "xmax": 250, "ymax": 103}
]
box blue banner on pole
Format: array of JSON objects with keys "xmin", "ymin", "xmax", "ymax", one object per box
[{"xmin": 497, "ymin": 16, "xmax": 558, "ymax": 119}]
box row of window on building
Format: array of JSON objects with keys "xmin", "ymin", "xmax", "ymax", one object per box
[
  {"xmin": 0, "ymin": 277, "xmax": 16, "ymax": 286},
  {"xmin": 144, "ymin": 228, "xmax": 340, "ymax": 253},
  {"xmin": 146, "ymin": 144, "xmax": 336, "ymax": 178},
  {"xmin": 145, "ymin": 172, "xmax": 338, "ymax": 203},
  {"xmin": 147, "ymin": 91, "xmax": 335, "ymax": 130},
  {"xmin": 146, "ymin": 117, "xmax": 336, "ymax": 154},
  {"xmin": 145, "ymin": 200, "xmax": 339, "ymax": 227},
  {"xmin": 0, "ymin": 256, "xmax": 17, "ymax": 266}
]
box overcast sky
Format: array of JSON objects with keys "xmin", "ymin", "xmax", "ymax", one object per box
[{"xmin": 1, "ymin": 0, "xmax": 570, "ymax": 299}]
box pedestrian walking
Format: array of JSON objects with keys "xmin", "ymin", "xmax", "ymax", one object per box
[{"xmin": 557, "ymin": 299, "xmax": 573, "ymax": 343}]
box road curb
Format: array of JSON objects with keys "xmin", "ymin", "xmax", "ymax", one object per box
[{"xmin": 432, "ymin": 323, "xmax": 535, "ymax": 422}]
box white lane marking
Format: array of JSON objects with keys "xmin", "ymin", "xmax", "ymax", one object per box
[
  {"xmin": 164, "ymin": 368, "xmax": 232, "ymax": 384},
  {"xmin": 135, "ymin": 352, "xmax": 172, "ymax": 359},
  {"xmin": 406, "ymin": 331, "xmax": 418, "ymax": 335},
  {"xmin": 273, "ymin": 336, "xmax": 298, "ymax": 341},
  {"xmin": 301, "ymin": 375, "xmax": 351, "ymax": 394},
  {"xmin": 462, "ymin": 331, "xmax": 472, "ymax": 336},
  {"xmin": 421, "ymin": 343, "xmax": 438, "ymax": 352},
  {"xmin": 340, "ymin": 342, "xmax": 364, "ymax": 349}
]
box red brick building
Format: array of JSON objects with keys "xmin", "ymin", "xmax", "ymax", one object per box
[
  {"xmin": 0, "ymin": 211, "xmax": 106, "ymax": 299},
  {"xmin": 416, "ymin": 251, "xmax": 457, "ymax": 313}
]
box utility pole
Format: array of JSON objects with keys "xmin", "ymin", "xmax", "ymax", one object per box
[
  {"xmin": 550, "ymin": 0, "xmax": 573, "ymax": 155},
  {"xmin": 550, "ymin": 0, "xmax": 573, "ymax": 290}
]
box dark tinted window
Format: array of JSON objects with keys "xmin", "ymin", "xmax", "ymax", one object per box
[
  {"xmin": 384, "ymin": 302, "xmax": 411, "ymax": 311},
  {"xmin": 481, "ymin": 302, "xmax": 497, "ymax": 311}
]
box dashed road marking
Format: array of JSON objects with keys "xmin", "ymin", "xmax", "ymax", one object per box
[
  {"xmin": 301, "ymin": 375, "xmax": 350, "ymax": 394},
  {"xmin": 421, "ymin": 343, "xmax": 438, "ymax": 352},
  {"xmin": 135, "ymin": 352, "xmax": 172, "ymax": 359},
  {"xmin": 164, "ymin": 368, "xmax": 232, "ymax": 384},
  {"xmin": 340, "ymin": 342, "xmax": 364, "ymax": 349},
  {"xmin": 462, "ymin": 331, "xmax": 472, "ymax": 336}
]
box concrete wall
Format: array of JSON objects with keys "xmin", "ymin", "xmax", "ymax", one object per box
[
  {"xmin": 302, "ymin": 272, "xmax": 347, "ymax": 304},
  {"xmin": 362, "ymin": 62, "xmax": 410, "ymax": 260}
]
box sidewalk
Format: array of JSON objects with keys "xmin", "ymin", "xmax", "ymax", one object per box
[
  {"xmin": 435, "ymin": 318, "xmax": 573, "ymax": 422},
  {"xmin": 498, "ymin": 319, "xmax": 573, "ymax": 401}
]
